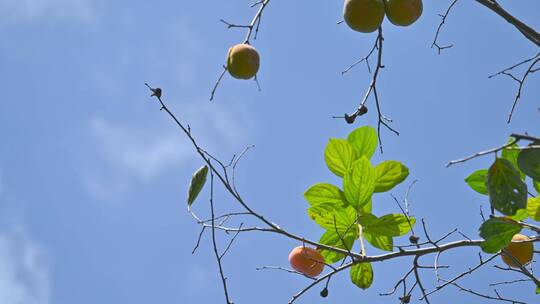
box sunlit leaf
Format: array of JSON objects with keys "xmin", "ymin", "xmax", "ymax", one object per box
[
  {"xmin": 343, "ymin": 157, "xmax": 376, "ymax": 211},
  {"xmin": 510, "ymin": 209, "xmax": 529, "ymax": 221},
  {"xmin": 350, "ymin": 263, "xmax": 373, "ymax": 290},
  {"xmin": 527, "ymin": 197, "xmax": 540, "ymax": 222},
  {"xmin": 347, "ymin": 126, "xmax": 378, "ymax": 160},
  {"xmin": 464, "ymin": 169, "xmax": 488, "ymax": 195},
  {"xmin": 319, "ymin": 229, "xmax": 358, "ymax": 264},
  {"xmin": 308, "ymin": 203, "xmax": 357, "ymax": 233},
  {"xmin": 364, "ymin": 232, "xmax": 393, "ymax": 251},
  {"xmin": 187, "ymin": 165, "xmax": 209, "ymax": 207},
  {"xmin": 304, "ymin": 183, "xmax": 347, "ymax": 206},
  {"xmin": 360, "ymin": 213, "xmax": 415, "ymax": 237},
  {"xmin": 479, "ymin": 217, "xmax": 521, "ymax": 254},
  {"xmin": 324, "ymin": 139, "xmax": 356, "ymax": 177},
  {"xmin": 373, "ymin": 161, "xmax": 409, "ymax": 193}
]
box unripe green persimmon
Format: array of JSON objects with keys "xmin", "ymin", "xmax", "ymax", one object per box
[
  {"xmin": 226, "ymin": 44, "xmax": 260, "ymax": 80},
  {"xmin": 343, "ymin": 0, "xmax": 385, "ymax": 33},
  {"xmin": 385, "ymin": 0, "xmax": 423, "ymax": 27}
]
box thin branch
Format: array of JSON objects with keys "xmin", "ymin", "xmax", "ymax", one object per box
[
  {"xmin": 335, "ymin": 27, "xmax": 398, "ymax": 153},
  {"xmin": 421, "ymin": 253, "xmax": 499, "ymax": 299},
  {"xmin": 451, "ymin": 282, "xmax": 527, "ymax": 304},
  {"xmin": 209, "ymin": 172, "xmax": 234, "ymax": 304},
  {"xmin": 446, "ymin": 133, "xmax": 540, "ymax": 167},
  {"xmin": 475, "ymin": 0, "xmax": 540, "ymax": 47},
  {"xmin": 431, "ymin": 0, "xmax": 460, "ymax": 54},
  {"xmin": 210, "ymin": 65, "xmax": 227, "ymax": 101},
  {"xmin": 256, "ymin": 266, "xmax": 316, "ymax": 280},
  {"xmin": 210, "ymin": 0, "xmax": 271, "ymax": 100}
]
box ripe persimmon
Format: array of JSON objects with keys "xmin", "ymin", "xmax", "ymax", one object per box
[
  {"xmin": 501, "ymin": 234, "xmax": 534, "ymax": 268},
  {"xmin": 288, "ymin": 246, "xmax": 325, "ymax": 277}
]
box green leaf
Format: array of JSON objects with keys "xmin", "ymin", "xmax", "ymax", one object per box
[
  {"xmin": 518, "ymin": 143, "xmax": 540, "ymax": 181},
  {"xmin": 527, "ymin": 197, "xmax": 540, "ymax": 222},
  {"xmin": 319, "ymin": 229, "xmax": 358, "ymax": 264},
  {"xmin": 307, "ymin": 203, "xmax": 357, "ymax": 232},
  {"xmin": 373, "ymin": 161, "xmax": 409, "ymax": 193},
  {"xmin": 510, "ymin": 209, "xmax": 529, "ymax": 221},
  {"xmin": 487, "ymin": 158, "xmax": 528, "ymax": 216},
  {"xmin": 479, "ymin": 218, "xmax": 522, "ymax": 254},
  {"xmin": 350, "ymin": 263, "xmax": 373, "ymax": 290},
  {"xmin": 359, "ymin": 199, "xmax": 372, "ymax": 215},
  {"xmin": 187, "ymin": 165, "xmax": 209, "ymax": 207},
  {"xmin": 536, "ymin": 286, "xmax": 540, "ymax": 294},
  {"xmin": 364, "ymin": 232, "xmax": 393, "ymax": 251},
  {"xmin": 343, "ymin": 157, "xmax": 376, "ymax": 211},
  {"xmin": 324, "ymin": 139, "xmax": 356, "ymax": 177},
  {"xmin": 464, "ymin": 169, "xmax": 488, "ymax": 195},
  {"xmin": 502, "ymin": 139, "xmax": 525, "ymax": 179},
  {"xmin": 535, "ymin": 180, "xmax": 540, "ymax": 193},
  {"xmin": 304, "ymin": 183, "xmax": 346, "ymax": 206},
  {"xmin": 347, "ymin": 126, "xmax": 378, "ymax": 160},
  {"xmin": 360, "ymin": 213, "xmax": 416, "ymax": 237}
]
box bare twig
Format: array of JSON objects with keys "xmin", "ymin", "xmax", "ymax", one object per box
[
  {"xmin": 451, "ymin": 282, "xmax": 527, "ymax": 304},
  {"xmin": 335, "ymin": 27, "xmax": 398, "ymax": 153},
  {"xmin": 487, "ymin": 53, "xmax": 540, "ymax": 123},
  {"xmin": 210, "ymin": 65, "xmax": 227, "ymax": 101},
  {"xmin": 209, "ymin": 172, "xmax": 234, "ymax": 304},
  {"xmin": 422, "ymin": 253, "xmax": 499, "ymax": 299},
  {"xmin": 432, "ymin": 0, "xmax": 460, "ymax": 54},
  {"xmin": 446, "ymin": 133, "xmax": 540, "ymax": 167}
]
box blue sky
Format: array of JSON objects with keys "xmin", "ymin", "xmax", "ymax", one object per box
[{"xmin": 0, "ymin": 0, "xmax": 539, "ymax": 303}]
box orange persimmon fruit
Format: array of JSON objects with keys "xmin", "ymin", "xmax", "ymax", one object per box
[
  {"xmin": 501, "ymin": 234, "xmax": 534, "ymax": 268},
  {"xmin": 288, "ymin": 246, "xmax": 325, "ymax": 277}
]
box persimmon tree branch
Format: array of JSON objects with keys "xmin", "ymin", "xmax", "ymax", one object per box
[
  {"xmin": 475, "ymin": 0, "xmax": 540, "ymax": 47},
  {"xmin": 144, "ymin": 84, "xmax": 539, "ymax": 303},
  {"xmin": 210, "ymin": 0, "xmax": 271, "ymax": 101},
  {"xmin": 432, "ymin": 0, "xmax": 459, "ymax": 54},
  {"xmin": 488, "ymin": 52, "xmax": 540, "ymax": 123},
  {"xmin": 336, "ymin": 27, "xmax": 399, "ymax": 153},
  {"xmin": 435, "ymin": 0, "xmax": 540, "ymax": 49},
  {"xmin": 433, "ymin": 1, "xmax": 539, "ymax": 120},
  {"xmin": 446, "ymin": 133, "xmax": 540, "ymax": 167}
]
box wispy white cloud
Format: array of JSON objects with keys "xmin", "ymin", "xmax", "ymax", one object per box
[
  {"xmin": 0, "ymin": 226, "xmax": 50, "ymax": 304},
  {"xmin": 90, "ymin": 117, "xmax": 193, "ymax": 181},
  {"xmin": 83, "ymin": 99, "xmax": 254, "ymax": 200},
  {"xmin": 0, "ymin": 0, "xmax": 94, "ymax": 25}
]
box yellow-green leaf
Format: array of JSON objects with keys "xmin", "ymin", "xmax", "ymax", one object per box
[
  {"xmin": 350, "ymin": 263, "xmax": 373, "ymax": 290},
  {"xmin": 373, "ymin": 161, "xmax": 409, "ymax": 193},
  {"xmin": 187, "ymin": 165, "xmax": 209, "ymax": 207},
  {"xmin": 324, "ymin": 139, "xmax": 356, "ymax": 177},
  {"xmin": 527, "ymin": 197, "xmax": 540, "ymax": 222},
  {"xmin": 347, "ymin": 126, "xmax": 377, "ymax": 160},
  {"xmin": 343, "ymin": 157, "xmax": 376, "ymax": 211}
]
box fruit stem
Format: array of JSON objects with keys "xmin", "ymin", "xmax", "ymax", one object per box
[{"xmin": 358, "ymin": 224, "xmax": 366, "ymax": 257}]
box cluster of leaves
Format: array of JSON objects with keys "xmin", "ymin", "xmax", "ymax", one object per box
[
  {"xmin": 304, "ymin": 126, "xmax": 412, "ymax": 289},
  {"xmin": 464, "ymin": 139, "xmax": 540, "ymax": 254}
]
